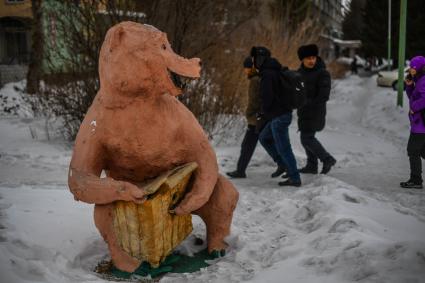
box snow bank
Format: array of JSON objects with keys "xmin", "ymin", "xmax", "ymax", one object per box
[
  {"xmin": 1, "ymin": 178, "xmax": 424, "ymax": 283},
  {"xmin": 0, "ymin": 81, "xmax": 34, "ymax": 118}
]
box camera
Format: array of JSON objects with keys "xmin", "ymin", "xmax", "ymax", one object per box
[{"xmin": 406, "ymin": 73, "xmax": 413, "ymax": 81}]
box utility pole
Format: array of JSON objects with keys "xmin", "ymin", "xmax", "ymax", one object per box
[
  {"xmin": 387, "ymin": 0, "xmax": 391, "ymax": 70},
  {"xmin": 397, "ymin": 0, "xmax": 407, "ymax": 107}
]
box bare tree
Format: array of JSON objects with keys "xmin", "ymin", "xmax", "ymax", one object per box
[
  {"xmin": 26, "ymin": 0, "xmax": 43, "ymax": 94},
  {"xmin": 142, "ymin": 0, "xmax": 322, "ymax": 138},
  {"xmin": 36, "ymin": 0, "xmax": 145, "ymax": 139},
  {"xmin": 32, "ymin": 0, "xmax": 325, "ymax": 140},
  {"xmin": 142, "ymin": 0, "xmax": 260, "ymax": 137}
]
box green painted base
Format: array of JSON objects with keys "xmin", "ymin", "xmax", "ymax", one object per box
[{"xmin": 110, "ymin": 249, "xmax": 225, "ymax": 279}]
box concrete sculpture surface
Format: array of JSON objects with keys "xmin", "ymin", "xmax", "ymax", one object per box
[{"xmin": 68, "ymin": 21, "xmax": 239, "ymax": 273}]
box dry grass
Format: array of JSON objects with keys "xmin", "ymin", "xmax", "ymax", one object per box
[
  {"xmin": 328, "ymin": 60, "xmax": 350, "ymax": 79},
  {"xmin": 191, "ymin": 5, "xmax": 322, "ymax": 124}
]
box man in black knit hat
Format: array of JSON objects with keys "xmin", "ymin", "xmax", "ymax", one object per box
[
  {"xmin": 251, "ymin": 46, "xmax": 301, "ymax": 186},
  {"xmin": 296, "ymin": 44, "xmax": 336, "ymax": 175},
  {"xmin": 227, "ymin": 57, "xmax": 261, "ymax": 178}
]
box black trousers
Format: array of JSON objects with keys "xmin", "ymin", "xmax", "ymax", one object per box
[
  {"xmin": 407, "ymin": 133, "xmax": 425, "ymax": 182},
  {"xmin": 236, "ymin": 124, "xmax": 259, "ymax": 173},
  {"xmin": 300, "ymin": 131, "xmax": 332, "ymax": 168}
]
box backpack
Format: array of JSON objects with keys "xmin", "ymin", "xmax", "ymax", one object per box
[{"xmin": 277, "ymin": 67, "xmax": 306, "ymax": 110}]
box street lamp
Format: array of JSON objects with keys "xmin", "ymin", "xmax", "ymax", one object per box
[
  {"xmin": 387, "ymin": 0, "xmax": 391, "ymax": 71},
  {"xmin": 397, "ymin": 0, "xmax": 407, "ymax": 107}
]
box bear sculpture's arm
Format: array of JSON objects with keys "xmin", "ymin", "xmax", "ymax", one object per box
[
  {"xmin": 175, "ymin": 139, "xmax": 219, "ymax": 215},
  {"xmin": 68, "ymin": 116, "xmax": 145, "ymax": 205}
]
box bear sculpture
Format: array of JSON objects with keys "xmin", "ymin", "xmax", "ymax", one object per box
[{"xmin": 68, "ymin": 21, "xmax": 239, "ymax": 273}]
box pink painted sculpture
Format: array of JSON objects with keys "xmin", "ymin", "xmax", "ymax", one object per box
[{"xmin": 68, "ymin": 21, "xmax": 239, "ymax": 272}]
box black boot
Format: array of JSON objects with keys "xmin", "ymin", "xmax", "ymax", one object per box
[
  {"xmin": 226, "ymin": 170, "xmax": 246, "ymax": 178},
  {"xmin": 278, "ymin": 178, "xmax": 301, "ymax": 187},
  {"xmin": 321, "ymin": 157, "xmax": 336, "ymax": 174},
  {"xmin": 271, "ymin": 166, "xmax": 286, "ymax": 178},
  {"xmin": 282, "ymin": 164, "xmax": 317, "ymax": 178},
  {"xmin": 400, "ymin": 179, "xmax": 423, "ymax": 189},
  {"xmin": 299, "ymin": 165, "xmax": 318, "ymax": 174}
]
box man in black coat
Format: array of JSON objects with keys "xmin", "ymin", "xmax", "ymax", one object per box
[
  {"xmin": 252, "ymin": 46, "xmax": 301, "ymax": 186},
  {"xmin": 297, "ymin": 44, "xmax": 336, "ymax": 174}
]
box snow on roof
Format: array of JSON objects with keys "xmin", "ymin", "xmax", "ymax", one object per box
[
  {"xmin": 97, "ymin": 9, "xmax": 146, "ymax": 18},
  {"xmin": 320, "ymin": 33, "xmax": 362, "ymax": 48},
  {"xmin": 333, "ymin": 38, "xmax": 362, "ymax": 47}
]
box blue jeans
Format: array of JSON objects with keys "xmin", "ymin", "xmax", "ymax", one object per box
[{"xmin": 259, "ymin": 113, "xmax": 300, "ymax": 182}]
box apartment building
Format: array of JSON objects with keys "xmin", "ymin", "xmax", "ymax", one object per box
[{"xmin": 312, "ymin": 0, "xmax": 360, "ymax": 60}]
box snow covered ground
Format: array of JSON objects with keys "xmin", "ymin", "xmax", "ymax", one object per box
[{"xmin": 0, "ymin": 75, "xmax": 424, "ymax": 283}]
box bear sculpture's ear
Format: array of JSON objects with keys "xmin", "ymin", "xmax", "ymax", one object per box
[{"xmin": 109, "ymin": 26, "xmax": 125, "ymax": 53}]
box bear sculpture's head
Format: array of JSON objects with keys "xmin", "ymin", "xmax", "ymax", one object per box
[{"xmin": 99, "ymin": 21, "xmax": 201, "ymax": 97}]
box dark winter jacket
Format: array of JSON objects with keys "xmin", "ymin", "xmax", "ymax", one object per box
[
  {"xmin": 406, "ymin": 71, "xmax": 425, "ymax": 133},
  {"xmin": 259, "ymin": 57, "xmax": 291, "ymax": 121},
  {"xmin": 297, "ymin": 57, "xmax": 331, "ymax": 132},
  {"xmin": 245, "ymin": 73, "xmax": 261, "ymax": 125}
]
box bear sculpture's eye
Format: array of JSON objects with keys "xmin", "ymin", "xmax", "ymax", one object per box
[{"xmin": 161, "ymin": 44, "xmax": 166, "ymax": 50}]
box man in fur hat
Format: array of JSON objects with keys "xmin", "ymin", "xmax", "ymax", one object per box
[{"xmin": 296, "ymin": 44, "xmax": 336, "ymax": 175}]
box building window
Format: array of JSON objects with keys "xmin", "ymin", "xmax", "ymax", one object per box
[{"xmin": 5, "ymin": 0, "xmax": 25, "ymax": 3}]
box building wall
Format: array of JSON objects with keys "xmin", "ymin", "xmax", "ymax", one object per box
[
  {"xmin": 313, "ymin": 0, "xmax": 344, "ymax": 38},
  {"xmin": 42, "ymin": 0, "xmax": 69, "ymax": 73},
  {"xmin": 311, "ymin": 0, "xmax": 344, "ymax": 61},
  {"xmin": 0, "ymin": 64, "xmax": 28, "ymax": 86},
  {"xmin": 0, "ymin": 0, "xmax": 33, "ymax": 19}
]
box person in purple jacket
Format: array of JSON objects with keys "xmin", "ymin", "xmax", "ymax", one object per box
[{"xmin": 401, "ymin": 56, "xmax": 425, "ymax": 189}]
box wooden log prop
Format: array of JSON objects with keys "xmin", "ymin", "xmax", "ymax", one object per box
[{"xmin": 112, "ymin": 162, "xmax": 197, "ymax": 268}]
